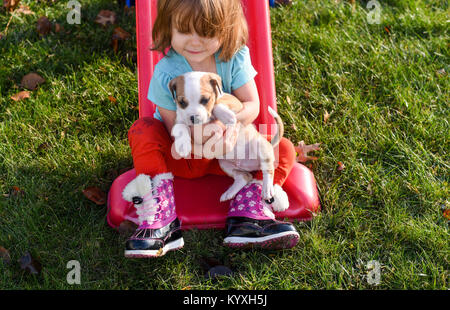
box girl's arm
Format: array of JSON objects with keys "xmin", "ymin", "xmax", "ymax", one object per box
[
  {"xmin": 232, "ymin": 79, "xmax": 260, "ymax": 126},
  {"xmin": 158, "ymin": 107, "xmax": 177, "ymax": 139}
]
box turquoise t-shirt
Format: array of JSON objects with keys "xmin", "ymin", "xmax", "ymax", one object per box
[{"xmin": 147, "ymin": 46, "xmax": 257, "ymax": 121}]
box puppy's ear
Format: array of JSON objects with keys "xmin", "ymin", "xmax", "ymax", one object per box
[
  {"xmin": 168, "ymin": 76, "xmax": 180, "ymax": 101},
  {"xmin": 208, "ymin": 73, "xmax": 223, "ymax": 98}
]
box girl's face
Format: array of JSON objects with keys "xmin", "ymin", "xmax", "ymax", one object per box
[{"xmin": 171, "ymin": 26, "xmax": 221, "ymax": 66}]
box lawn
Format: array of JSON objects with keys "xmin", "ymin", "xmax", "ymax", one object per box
[{"xmin": 0, "ymin": 0, "xmax": 448, "ymax": 289}]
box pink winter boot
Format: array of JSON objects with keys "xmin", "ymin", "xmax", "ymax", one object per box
[
  {"xmin": 223, "ymin": 181, "xmax": 299, "ymax": 250},
  {"xmin": 122, "ymin": 173, "xmax": 183, "ymax": 258}
]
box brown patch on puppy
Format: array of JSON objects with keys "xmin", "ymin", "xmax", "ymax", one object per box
[
  {"xmin": 202, "ymin": 73, "xmax": 243, "ymax": 113},
  {"xmin": 168, "ymin": 75, "xmax": 189, "ymax": 109},
  {"xmin": 199, "ymin": 73, "xmax": 222, "ymax": 114},
  {"xmin": 217, "ymin": 94, "xmax": 243, "ymax": 113}
]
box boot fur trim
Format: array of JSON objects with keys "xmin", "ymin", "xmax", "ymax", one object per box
[
  {"xmin": 270, "ymin": 184, "xmax": 290, "ymax": 212},
  {"xmin": 152, "ymin": 172, "xmax": 174, "ymax": 190},
  {"xmin": 122, "ymin": 174, "xmax": 153, "ymax": 202}
]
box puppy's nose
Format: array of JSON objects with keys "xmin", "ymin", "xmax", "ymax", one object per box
[{"xmin": 190, "ymin": 115, "xmax": 200, "ymax": 124}]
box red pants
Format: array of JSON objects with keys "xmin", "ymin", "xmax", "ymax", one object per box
[{"xmin": 128, "ymin": 117, "xmax": 296, "ymax": 186}]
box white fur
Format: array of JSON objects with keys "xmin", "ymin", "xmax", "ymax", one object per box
[
  {"xmin": 171, "ymin": 123, "xmax": 192, "ymax": 158},
  {"xmin": 213, "ymin": 103, "xmax": 237, "ymax": 125},
  {"xmin": 219, "ymin": 160, "xmax": 253, "ymax": 202},
  {"xmin": 270, "ymin": 184, "xmax": 289, "ymax": 212},
  {"xmin": 122, "ymin": 174, "xmax": 152, "ymax": 202},
  {"xmin": 261, "ymin": 171, "xmax": 275, "ymax": 201}
]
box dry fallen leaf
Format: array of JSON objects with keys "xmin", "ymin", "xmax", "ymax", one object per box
[
  {"xmin": 3, "ymin": 0, "xmax": 20, "ymax": 11},
  {"xmin": 443, "ymin": 208, "xmax": 450, "ymax": 221},
  {"xmin": 206, "ymin": 265, "xmax": 234, "ymax": 281},
  {"xmin": 18, "ymin": 252, "xmax": 42, "ymax": 275},
  {"xmin": 82, "ymin": 186, "xmax": 106, "ymax": 205},
  {"xmin": 54, "ymin": 23, "xmax": 62, "ymax": 33},
  {"xmin": 108, "ymin": 95, "xmax": 117, "ymax": 104},
  {"xmin": 118, "ymin": 220, "xmax": 138, "ymax": 236},
  {"xmin": 198, "ymin": 256, "xmax": 234, "ymax": 281},
  {"xmin": 111, "ymin": 26, "xmax": 131, "ymax": 53},
  {"xmin": 36, "ymin": 16, "xmax": 52, "ymax": 36},
  {"xmin": 15, "ymin": 3, "xmax": 33, "ymax": 15},
  {"xmin": 324, "ymin": 110, "xmax": 331, "ymax": 123},
  {"xmin": 10, "ymin": 185, "xmax": 24, "ymax": 197},
  {"xmin": 0, "ymin": 246, "xmax": 11, "ymax": 265},
  {"xmin": 349, "ymin": 0, "xmax": 356, "ymax": 12},
  {"xmin": 10, "ymin": 90, "xmax": 30, "ymax": 101},
  {"xmin": 95, "ymin": 10, "xmax": 117, "ymax": 27},
  {"xmin": 286, "ymin": 96, "xmax": 291, "ymax": 105},
  {"xmin": 112, "ymin": 26, "xmax": 131, "ymax": 40},
  {"xmin": 20, "ymin": 72, "xmax": 45, "ymax": 90},
  {"xmin": 294, "ymin": 140, "xmax": 321, "ymax": 163},
  {"xmin": 37, "ymin": 142, "xmax": 50, "ymax": 153},
  {"xmin": 436, "ymin": 68, "xmax": 446, "ymax": 77}
]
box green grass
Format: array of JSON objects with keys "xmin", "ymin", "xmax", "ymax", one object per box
[{"xmin": 0, "ymin": 0, "xmax": 448, "ymax": 289}]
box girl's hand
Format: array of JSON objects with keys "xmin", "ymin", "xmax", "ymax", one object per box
[
  {"xmin": 201, "ymin": 122, "xmax": 240, "ymax": 159},
  {"xmin": 190, "ymin": 119, "xmax": 225, "ymax": 145}
]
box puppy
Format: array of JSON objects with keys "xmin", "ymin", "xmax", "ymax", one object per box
[{"xmin": 168, "ymin": 71, "xmax": 288, "ymax": 212}]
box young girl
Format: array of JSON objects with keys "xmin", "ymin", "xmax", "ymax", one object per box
[{"xmin": 123, "ymin": 0, "xmax": 299, "ymax": 258}]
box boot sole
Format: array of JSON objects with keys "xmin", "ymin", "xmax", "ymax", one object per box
[
  {"xmin": 223, "ymin": 231, "xmax": 299, "ymax": 250},
  {"xmin": 124, "ymin": 237, "xmax": 184, "ymax": 258}
]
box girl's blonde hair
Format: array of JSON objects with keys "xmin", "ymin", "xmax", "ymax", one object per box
[{"xmin": 152, "ymin": 0, "xmax": 248, "ymax": 62}]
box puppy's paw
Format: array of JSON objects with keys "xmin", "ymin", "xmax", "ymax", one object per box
[
  {"xmin": 214, "ymin": 106, "xmax": 237, "ymax": 125},
  {"xmin": 270, "ymin": 185, "xmax": 289, "ymax": 212},
  {"xmin": 221, "ymin": 111, "xmax": 237, "ymax": 125},
  {"xmin": 220, "ymin": 189, "xmax": 237, "ymax": 202},
  {"xmin": 262, "ymin": 183, "xmax": 275, "ymax": 201},
  {"xmin": 175, "ymin": 138, "xmax": 192, "ymax": 158}
]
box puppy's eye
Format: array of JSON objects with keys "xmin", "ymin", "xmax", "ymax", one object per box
[
  {"xmin": 200, "ymin": 97, "xmax": 210, "ymax": 105},
  {"xmin": 178, "ymin": 99, "xmax": 188, "ymax": 108}
]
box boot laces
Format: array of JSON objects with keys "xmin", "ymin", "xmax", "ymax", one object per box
[{"xmin": 134, "ymin": 191, "xmax": 168, "ymax": 229}]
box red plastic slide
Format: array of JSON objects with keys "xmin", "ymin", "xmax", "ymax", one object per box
[{"xmin": 107, "ymin": 0, "xmax": 321, "ymax": 230}]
